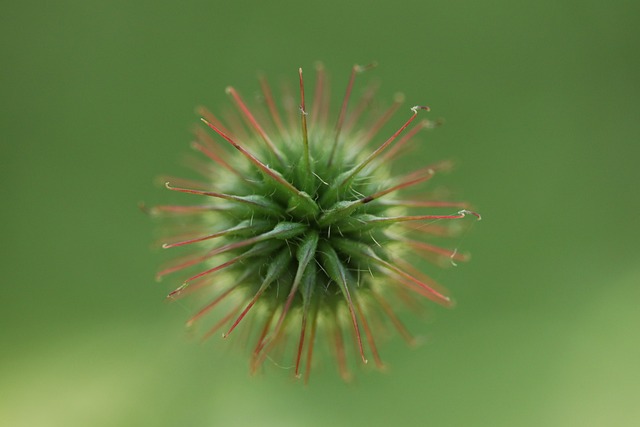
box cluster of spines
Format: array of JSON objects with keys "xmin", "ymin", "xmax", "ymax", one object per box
[{"xmin": 148, "ymin": 64, "xmax": 480, "ymax": 381}]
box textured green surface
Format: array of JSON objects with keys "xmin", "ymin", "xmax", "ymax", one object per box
[{"xmin": 2, "ymin": 1, "xmax": 639, "ymax": 426}]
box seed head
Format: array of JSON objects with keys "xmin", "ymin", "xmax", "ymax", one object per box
[{"xmin": 147, "ymin": 64, "xmax": 480, "ymax": 382}]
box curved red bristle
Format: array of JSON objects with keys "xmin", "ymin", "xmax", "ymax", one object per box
[
  {"xmin": 355, "ymin": 297, "xmax": 385, "ymax": 369},
  {"xmin": 186, "ymin": 284, "xmax": 239, "ymax": 327},
  {"xmin": 201, "ymin": 305, "xmax": 242, "ymax": 342},
  {"xmin": 259, "ymin": 75, "xmax": 288, "ymax": 138},
  {"xmin": 328, "ymin": 63, "xmax": 377, "ymax": 167},
  {"xmin": 226, "ymin": 86, "xmax": 285, "ymax": 167},
  {"xmin": 371, "ymin": 290, "xmax": 416, "ymax": 346}
]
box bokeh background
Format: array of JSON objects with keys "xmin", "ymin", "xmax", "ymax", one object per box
[{"xmin": 2, "ymin": 1, "xmax": 639, "ymax": 426}]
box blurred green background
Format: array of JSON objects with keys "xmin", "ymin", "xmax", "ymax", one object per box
[{"xmin": 2, "ymin": 0, "xmax": 639, "ymax": 426}]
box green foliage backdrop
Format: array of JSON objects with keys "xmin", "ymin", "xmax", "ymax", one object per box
[{"xmin": 2, "ymin": 1, "xmax": 639, "ymax": 426}]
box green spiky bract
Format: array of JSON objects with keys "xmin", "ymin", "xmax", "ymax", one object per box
[{"xmin": 150, "ymin": 65, "xmax": 480, "ymax": 382}]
